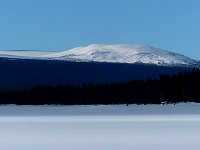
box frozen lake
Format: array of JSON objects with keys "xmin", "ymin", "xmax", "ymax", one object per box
[{"xmin": 0, "ymin": 104, "xmax": 200, "ymax": 150}]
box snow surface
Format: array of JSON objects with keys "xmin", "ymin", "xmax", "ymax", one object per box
[
  {"xmin": 0, "ymin": 50, "xmax": 54, "ymax": 58},
  {"xmin": 0, "ymin": 103, "xmax": 200, "ymax": 116},
  {"xmin": 0, "ymin": 44, "xmax": 197, "ymax": 66},
  {"xmin": 0, "ymin": 103, "xmax": 200, "ymax": 150},
  {"xmin": 43, "ymin": 44, "xmax": 197, "ymax": 66}
]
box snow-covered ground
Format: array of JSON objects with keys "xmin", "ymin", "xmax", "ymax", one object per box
[{"xmin": 0, "ymin": 104, "xmax": 200, "ymax": 150}]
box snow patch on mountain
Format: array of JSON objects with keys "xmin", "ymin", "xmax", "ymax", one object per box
[
  {"xmin": 0, "ymin": 50, "xmax": 54, "ymax": 59},
  {"xmin": 0, "ymin": 44, "xmax": 198, "ymax": 66},
  {"xmin": 42, "ymin": 44, "xmax": 197, "ymax": 66}
]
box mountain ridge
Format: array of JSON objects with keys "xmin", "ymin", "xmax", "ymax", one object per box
[{"xmin": 0, "ymin": 44, "xmax": 198, "ymax": 67}]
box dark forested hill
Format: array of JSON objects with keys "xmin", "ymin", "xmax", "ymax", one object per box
[
  {"xmin": 0, "ymin": 57, "xmax": 199, "ymax": 105},
  {"xmin": 0, "ymin": 68, "xmax": 200, "ymax": 105},
  {"xmin": 0, "ymin": 58, "xmax": 191, "ymax": 88}
]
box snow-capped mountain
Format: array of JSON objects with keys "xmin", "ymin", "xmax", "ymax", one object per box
[{"xmin": 0, "ymin": 44, "xmax": 198, "ymax": 66}]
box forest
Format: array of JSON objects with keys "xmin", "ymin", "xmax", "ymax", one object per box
[{"xmin": 0, "ymin": 68, "xmax": 200, "ymax": 105}]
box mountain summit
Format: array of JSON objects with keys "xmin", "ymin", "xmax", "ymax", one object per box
[
  {"xmin": 0, "ymin": 44, "xmax": 198, "ymax": 66},
  {"xmin": 42, "ymin": 44, "xmax": 197, "ymax": 66}
]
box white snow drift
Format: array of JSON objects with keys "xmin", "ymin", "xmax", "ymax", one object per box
[{"xmin": 0, "ymin": 44, "xmax": 197, "ymax": 66}]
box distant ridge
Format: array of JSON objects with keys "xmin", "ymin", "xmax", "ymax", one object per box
[{"xmin": 0, "ymin": 44, "xmax": 198, "ymax": 66}]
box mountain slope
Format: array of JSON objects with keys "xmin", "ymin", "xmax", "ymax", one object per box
[
  {"xmin": 0, "ymin": 50, "xmax": 53, "ymax": 58},
  {"xmin": 42, "ymin": 44, "xmax": 198, "ymax": 66},
  {"xmin": 0, "ymin": 59, "xmax": 191, "ymax": 88},
  {"xmin": 0, "ymin": 44, "xmax": 198, "ymax": 66}
]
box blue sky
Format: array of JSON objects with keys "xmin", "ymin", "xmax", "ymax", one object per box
[{"xmin": 0, "ymin": 0, "xmax": 200, "ymax": 59}]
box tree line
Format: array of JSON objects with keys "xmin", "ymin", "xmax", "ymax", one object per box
[{"xmin": 0, "ymin": 68, "xmax": 200, "ymax": 105}]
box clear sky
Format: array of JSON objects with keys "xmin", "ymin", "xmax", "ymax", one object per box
[{"xmin": 0, "ymin": 0, "xmax": 200, "ymax": 59}]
